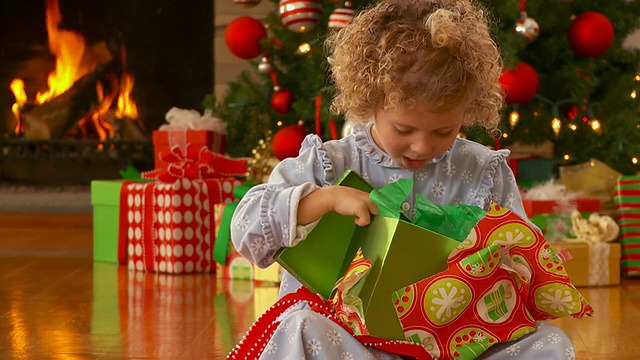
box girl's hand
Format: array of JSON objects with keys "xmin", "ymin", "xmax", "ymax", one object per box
[{"xmin": 298, "ymin": 186, "xmax": 379, "ymax": 227}]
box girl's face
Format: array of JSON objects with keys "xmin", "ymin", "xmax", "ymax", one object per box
[{"xmin": 372, "ymin": 104, "xmax": 465, "ymax": 169}]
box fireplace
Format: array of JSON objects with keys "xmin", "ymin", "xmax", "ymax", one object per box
[{"xmin": 0, "ymin": 0, "xmax": 213, "ymax": 185}]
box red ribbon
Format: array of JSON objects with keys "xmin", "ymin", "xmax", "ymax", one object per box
[
  {"xmin": 227, "ymin": 287, "xmax": 431, "ymax": 360},
  {"xmin": 142, "ymin": 144, "xmax": 249, "ymax": 183}
]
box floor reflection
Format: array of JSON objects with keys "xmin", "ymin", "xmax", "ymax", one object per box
[{"xmin": 1, "ymin": 254, "xmax": 279, "ymax": 360}]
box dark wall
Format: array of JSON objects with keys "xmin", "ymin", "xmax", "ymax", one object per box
[{"xmin": 0, "ymin": 0, "xmax": 213, "ymax": 136}]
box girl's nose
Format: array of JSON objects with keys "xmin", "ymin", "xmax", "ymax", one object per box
[{"xmin": 410, "ymin": 134, "xmax": 433, "ymax": 155}]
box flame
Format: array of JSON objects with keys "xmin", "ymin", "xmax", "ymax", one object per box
[
  {"xmin": 115, "ymin": 72, "xmax": 138, "ymax": 119},
  {"xmin": 36, "ymin": 0, "xmax": 95, "ymax": 104},
  {"xmin": 9, "ymin": 79, "xmax": 27, "ymax": 135},
  {"xmin": 91, "ymin": 81, "xmax": 117, "ymax": 141},
  {"xmin": 8, "ymin": 0, "xmax": 138, "ymax": 139}
]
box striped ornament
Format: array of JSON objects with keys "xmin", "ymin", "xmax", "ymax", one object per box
[
  {"xmin": 278, "ymin": 0, "xmax": 323, "ymax": 33},
  {"xmin": 234, "ymin": 0, "xmax": 262, "ymax": 7},
  {"xmin": 328, "ymin": 3, "xmax": 354, "ymax": 30}
]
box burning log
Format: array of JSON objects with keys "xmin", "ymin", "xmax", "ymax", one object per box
[{"xmin": 21, "ymin": 58, "xmax": 121, "ymax": 140}]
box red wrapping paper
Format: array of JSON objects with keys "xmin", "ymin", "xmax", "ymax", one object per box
[
  {"xmin": 392, "ymin": 202, "xmax": 593, "ymax": 359},
  {"xmin": 118, "ymin": 178, "xmax": 241, "ymax": 273},
  {"xmin": 152, "ymin": 129, "xmax": 227, "ymax": 171},
  {"xmin": 117, "ymin": 145, "xmax": 246, "ymax": 273},
  {"xmin": 522, "ymin": 197, "xmax": 600, "ymax": 218}
]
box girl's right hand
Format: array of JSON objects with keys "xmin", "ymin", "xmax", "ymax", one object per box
[{"xmin": 297, "ymin": 186, "xmax": 379, "ymax": 227}]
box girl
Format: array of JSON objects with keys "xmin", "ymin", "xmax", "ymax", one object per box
[{"xmin": 231, "ymin": 0, "xmax": 575, "ymax": 358}]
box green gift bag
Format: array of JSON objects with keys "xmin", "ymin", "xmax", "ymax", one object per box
[{"xmin": 275, "ymin": 170, "xmax": 483, "ymax": 340}]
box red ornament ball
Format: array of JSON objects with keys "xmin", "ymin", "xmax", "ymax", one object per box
[
  {"xmin": 224, "ymin": 16, "xmax": 266, "ymax": 59},
  {"xmin": 272, "ymin": 124, "xmax": 309, "ymax": 160},
  {"xmin": 271, "ymin": 89, "xmax": 294, "ymax": 114},
  {"xmin": 499, "ymin": 62, "xmax": 539, "ymax": 105},
  {"xmin": 568, "ymin": 11, "xmax": 614, "ymax": 58}
]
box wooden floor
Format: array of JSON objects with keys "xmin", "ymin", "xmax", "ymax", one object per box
[{"xmin": 1, "ymin": 213, "xmax": 639, "ymax": 359}]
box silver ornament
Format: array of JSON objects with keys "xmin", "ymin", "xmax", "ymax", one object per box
[
  {"xmin": 514, "ymin": 13, "xmax": 540, "ymax": 42},
  {"xmin": 258, "ymin": 56, "xmax": 272, "ymax": 74}
]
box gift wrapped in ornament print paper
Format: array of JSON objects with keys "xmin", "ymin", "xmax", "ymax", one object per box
[{"xmin": 392, "ymin": 202, "xmax": 594, "ymax": 359}]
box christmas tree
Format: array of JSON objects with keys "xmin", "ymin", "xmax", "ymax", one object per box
[{"xmin": 204, "ymin": 0, "xmax": 640, "ymax": 174}]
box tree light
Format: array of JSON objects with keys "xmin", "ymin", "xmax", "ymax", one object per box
[
  {"xmin": 633, "ymin": 157, "xmax": 638, "ymax": 165},
  {"xmin": 509, "ymin": 111, "xmax": 519, "ymax": 128},
  {"xmin": 632, "ymin": 90, "xmax": 637, "ymax": 99},
  {"xmin": 296, "ymin": 42, "xmax": 312, "ymax": 55},
  {"xmin": 569, "ymin": 123, "xmax": 577, "ymax": 131},
  {"xmin": 502, "ymin": 132, "xmax": 509, "ymax": 138},
  {"xmin": 590, "ymin": 119, "xmax": 601, "ymax": 134},
  {"xmin": 295, "ymin": 39, "xmax": 320, "ymax": 55},
  {"xmin": 635, "ymin": 74, "xmax": 640, "ymax": 81},
  {"xmin": 563, "ymin": 154, "xmax": 570, "ymax": 160},
  {"xmin": 276, "ymin": 120, "xmax": 283, "ymax": 126},
  {"xmin": 551, "ymin": 117, "xmax": 562, "ymax": 136}
]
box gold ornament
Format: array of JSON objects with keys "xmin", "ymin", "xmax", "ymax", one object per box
[{"xmin": 247, "ymin": 130, "xmax": 280, "ymax": 183}]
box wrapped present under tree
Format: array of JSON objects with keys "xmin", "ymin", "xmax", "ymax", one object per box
[
  {"xmin": 91, "ymin": 144, "xmax": 248, "ymax": 274},
  {"xmin": 614, "ymin": 176, "xmax": 640, "ymax": 277},
  {"xmin": 152, "ymin": 107, "xmax": 227, "ymax": 170},
  {"xmin": 522, "ymin": 180, "xmax": 600, "ymax": 240},
  {"xmin": 214, "ymin": 182, "xmax": 283, "ymax": 283}
]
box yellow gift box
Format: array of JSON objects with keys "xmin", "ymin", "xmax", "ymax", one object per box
[
  {"xmin": 550, "ymin": 240, "xmax": 621, "ymax": 287},
  {"xmin": 215, "ymin": 250, "xmax": 282, "ymax": 284}
]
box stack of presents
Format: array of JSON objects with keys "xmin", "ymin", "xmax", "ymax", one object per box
[
  {"xmin": 510, "ymin": 155, "xmax": 640, "ymax": 287},
  {"xmin": 90, "ymin": 108, "xmax": 283, "ymax": 337}
]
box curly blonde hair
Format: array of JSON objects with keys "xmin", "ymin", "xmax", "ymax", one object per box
[{"xmin": 326, "ymin": 0, "xmax": 503, "ymax": 132}]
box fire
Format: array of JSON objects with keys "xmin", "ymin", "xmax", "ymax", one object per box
[
  {"xmin": 115, "ymin": 72, "xmax": 139, "ymax": 120},
  {"xmin": 8, "ymin": 0, "xmax": 139, "ymax": 139},
  {"xmin": 36, "ymin": 0, "xmax": 95, "ymax": 104},
  {"xmin": 9, "ymin": 79, "xmax": 26, "ymax": 136},
  {"xmin": 77, "ymin": 81, "xmax": 117, "ymax": 147}
]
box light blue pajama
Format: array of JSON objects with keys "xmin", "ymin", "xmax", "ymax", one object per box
[{"xmin": 231, "ymin": 122, "xmax": 575, "ymax": 359}]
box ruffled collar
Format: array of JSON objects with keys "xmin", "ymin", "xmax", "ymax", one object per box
[{"xmin": 352, "ymin": 122, "xmax": 449, "ymax": 168}]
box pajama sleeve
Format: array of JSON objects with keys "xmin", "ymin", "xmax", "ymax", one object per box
[
  {"xmin": 230, "ymin": 135, "xmax": 339, "ymax": 268},
  {"xmin": 472, "ymin": 148, "xmax": 528, "ymax": 222}
]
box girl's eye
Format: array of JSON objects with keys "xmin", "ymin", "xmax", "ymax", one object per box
[
  {"xmin": 394, "ymin": 127, "xmax": 412, "ymax": 135},
  {"xmin": 435, "ymin": 129, "xmax": 454, "ymax": 136}
]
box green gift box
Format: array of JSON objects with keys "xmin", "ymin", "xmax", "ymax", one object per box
[
  {"xmin": 530, "ymin": 212, "xmax": 593, "ymax": 240},
  {"xmin": 275, "ymin": 171, "xmax": 468, "ymax": 340},
  {"xmin": 91, "ymin": 180, "xmax": 125, "ymax": 263}
]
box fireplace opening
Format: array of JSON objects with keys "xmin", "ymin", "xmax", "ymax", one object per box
[{"xmin": 0, "ymin": 0, "xmax": 214, "ymax": 185}]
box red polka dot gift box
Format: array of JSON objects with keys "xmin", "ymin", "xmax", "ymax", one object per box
[{"xmin": 115, "ymin": 145, "xmax": 247, "ymax": 274}]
